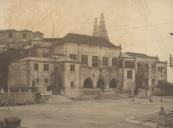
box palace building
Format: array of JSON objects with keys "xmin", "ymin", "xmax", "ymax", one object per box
[{"xmin": 7, "ymin": 13, "xmax": 167, "ymax": 98}]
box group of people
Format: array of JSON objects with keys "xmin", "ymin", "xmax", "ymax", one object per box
[{"xmin": 131, "ymin": 96, "xmax": 154, "ymax": 103}]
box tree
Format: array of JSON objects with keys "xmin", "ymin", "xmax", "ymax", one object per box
[{"xmin": 0, "ymin": 49, "xmax": 28, "ymax": 91}]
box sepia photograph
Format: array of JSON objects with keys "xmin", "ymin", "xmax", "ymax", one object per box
[{"xmin": 0, "ymin": 0, "xmax": 173, "ymax": 128}]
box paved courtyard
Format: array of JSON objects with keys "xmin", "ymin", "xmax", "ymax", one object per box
[{"xmin": 0, "ymin": 97, "xmax": 173, "ymax": 128}]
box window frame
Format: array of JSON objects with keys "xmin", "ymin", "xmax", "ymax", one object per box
[
  {"xmin": 102, "ymin": 57, "xmax": 109, "ymax": 66},
  {"xmin": 43, "ymin": 64, "xmax": 49, "ymax": 71},
  {"xmin": 81, "ymin": 55, "xmax": 88, "ymax": 65},
  {"xmin": 70, "ymin": 64, "xmax": 75, "ymax": 71},
  {"xmin": 34, "ymin": 63, "xmax": 39, "ymax": 71},
  {"xmin": 71, "ymin": 82, "xmax": 75, "ymax": 88},
  {"xmin": 92, "ymin": 56, "xmax": 98, "ymax": 67},
  {"xmin": 22, "ymin": 33, "xmax": 27, "ymax": 38},
  {"xmin": 69, "ymin": 54, "xmax": 77, "ymax": 60},
  {"xmin": 127, "ymin": 70, "xmax": 133, "ymax": 79},
  {"xmin": 9, "ymin": 33, "xmax": 13, "ymax": 38},
  {"xmin": 112, "ymin": 57, "xmax": 117, "ymax": 66},
  {"xmin": 44, "ymin": 78, "xmax": 48, "ymax": 83}
]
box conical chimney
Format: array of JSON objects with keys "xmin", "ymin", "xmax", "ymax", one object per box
[
  {"xmin": 98, "ymin": 13, "xmax": 109, "ymax": 40},
  {"xmin": 92, "ymin": 18, "xmax": 99, "ymax": 36}
]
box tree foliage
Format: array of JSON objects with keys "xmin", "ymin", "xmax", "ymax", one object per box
[{"xmin": 0, "ymin": 49, "xmax": 28, "ymax": 90}]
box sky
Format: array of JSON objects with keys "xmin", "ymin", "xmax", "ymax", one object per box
[{"xmin": 0, "ymin": 0, "xmax": 173, "ymax": 81}]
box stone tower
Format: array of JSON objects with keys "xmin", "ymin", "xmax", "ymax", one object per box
[{"xmin": 92, "ymin": 13, "xmax": 109, "ymax": 40}]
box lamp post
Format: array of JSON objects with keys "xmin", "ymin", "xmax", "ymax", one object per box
[
  {"xmin": 7, "ymin": 85, "xmax": 10, "ymax": 110},
  {"xmin": 7, "ymin": 65, "xmax": 11, "ymax": 110}
]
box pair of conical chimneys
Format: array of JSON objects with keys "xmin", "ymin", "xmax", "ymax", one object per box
[{"xmin": 92, "ymin": 13, "xmax": 109, "ymax": 40}]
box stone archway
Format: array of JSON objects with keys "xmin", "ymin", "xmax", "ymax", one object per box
[
  {"xmin": 83, "ymin": 78, "xmax": 93, "ymax": 88},
  {"xmin": 109, "ymin": 79, "xmax": 117, "ymax": 88},
  {"xmin": 97, "ymin": 79, "xmax": 105, "ymax": 90}
]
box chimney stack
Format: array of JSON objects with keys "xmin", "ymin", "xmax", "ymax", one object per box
[{"xmin": 92, "ymin": 18, "xmax": 99, "ymax": 37}]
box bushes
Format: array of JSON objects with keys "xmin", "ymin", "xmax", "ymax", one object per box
[
  {"xmin": 0, "ymin": 49, "xmax": 28, "ymax": 90},
  {"xmin": 157, "ymin": 82, "xmax": 173, "ymax": 96}
]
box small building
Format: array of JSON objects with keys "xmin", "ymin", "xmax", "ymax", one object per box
[
  {"xmin": 126, "ymin": 52, "xmax": 167, "ymax": 96},
  {"xmin": 119, "ymin": 53, "xmax": 136, "ymax": 95},
  {"xmin": 8, "ymin": 56, "xmax": 80, "ymax": 98},
  {"xmin": 0, "ymin": 29, "xmax": 43, "ymax": 49}
]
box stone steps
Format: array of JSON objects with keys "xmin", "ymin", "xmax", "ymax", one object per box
[
  {"xmin": 77, "ymin": 88, "xmax": 127, "ymax": 100},
  {"xmin": 45, "ymin": 95, "xmax": 73, "ymax": 104},
  {"xmin": 79, "ymin": 94, "xmax": 99, "ymax": 100},
  {"xmin": 103, "ymin": 88, "xmax": 121, "ymax": 94}
]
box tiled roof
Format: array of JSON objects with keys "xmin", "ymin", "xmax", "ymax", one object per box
[
  {"xmin": 126, "ymin": 52, "xmax": 158, "ymax": 59},
  {"xmin": 0, "ymin": 29, "xmax": 41, "ymax": 33},
  {"xmin": 19, "ymin": 56, "xmax": 77, "ymax": 63},
  {"xmin": 55, "ymin": 33, "xmax": 119, "ymax": 48},
  {"xmin": 0, "ymin": 29, "xmax": 17, "ymax": 32},
  {"xmin": 156, "ymin": 61, "xmax": 167, "ymax": 64},
  {"xmin": 43, "ymin": 38, "xmax": 62, "ymax": 42},
  {"xmin": 34, "ymin": 31, "xmax": 43, "ymax": 35},
  {"xmin": 121, "ymin": 53, "xmax": 136, "ymax": 59}
]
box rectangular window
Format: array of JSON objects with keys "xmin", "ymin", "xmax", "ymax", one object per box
[
  {"xmin": 23, "ymin": 33, "xmax": 27, "ymax": 38},
  {"xmin": 112, "ymin": 57, "xmax": 117, "ymax": 66},
  {"xmin": 71, "ymin": 82, "xmax": 74, "ymax": 88},
  {"xmin": 43, "ymin": 64, "xmax": 49, "ymax": 71},
  {"xmin": 32, "ymin": 81, "xmax": 35, "ymax": 87},
  {"xmin": 69, "ymin": 54, "xmax": 77, "ymax": 60},
  {"xmin": 158, "ymin": 67, "xmax": 166, "ymax": 72},
  {"xmin": 119, "ymin": 60, "xmax": 123, "ymax": 68},
  {"xmin": 43, "ymin": 53, "xmax": 49, "ymax": 58},
  {"xmin": 36, "ymin": 78, "xmax": 39, "ymax": 83},
  {"xmin": 102, "ymin": 57, "xmax": 108, "ymax": 66},
  {"xmin": 44, "ymin": 78, "xmax": 48, "ymax": 83},
  {"xmin": 127, "ymin": 70, "xmax": 133, "ymax": 79},
  {"xmin": 152, "ymin": 64, "xmax": 156, "ymax": 72},
  {"xmin": 9, "ymin": 33, "xmax": 13, "ymax": 38},
  {"xmin": 137, "ymin": 63, "xmax": 141, "ymax": 68},
  {"xmin": 152, "ymin": 79, "xmax": 155, "ymax": 85},
  {"xmin": 34, "ymin": 63, "xmax": 39, "ymax": 71},
  {"xmin": 81, "ymin": 55, "xmax": 88, "ymax": 65},
  {"xmin": 145, "ymin": 64, "xmax": 149, "ymax": 72},
  {"xmin": 125, "ymin": 61, "xmax": 135, "ymax": 68},
  {"xmin": 70, "ymin": 64, "xmax": 75, "ymax": 71},
  {"xmin": 92, "ymin": 56, "xmax": 98, "ymax": 67}
]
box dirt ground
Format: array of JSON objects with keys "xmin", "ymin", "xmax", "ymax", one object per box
[{"xmin": 0, "ymin": 97, "xmax": 173, "ymax": 128}]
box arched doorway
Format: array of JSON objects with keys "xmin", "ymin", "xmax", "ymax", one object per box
[
  {"xmin": 97, "ymin": 79, "xmax": 105, "ymax": 90},
  {"xmin": 109, "ymin": 79, "xmax": 117, "ymax": 88},
  {"xmin": 83, "ymin": 78, "xmax": 93, "ymax": 88}
]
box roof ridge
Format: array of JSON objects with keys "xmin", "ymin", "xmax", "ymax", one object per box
[
  {"xmin": 126, "ymin": 52, "xmax": 158, "ymax": 59},
  {"xmin": 66, "ymin": 33, "xmax": 109, "ymax": 41},
  {"xmin": 62, "ymin": 33, "xmax": 119, "ymax": 48}
]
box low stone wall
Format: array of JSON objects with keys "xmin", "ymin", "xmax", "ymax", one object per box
[
  {"xmin": 38, "ymin": 94, "xmax": 52, "ymax": 103},
  {"xmin": 0, "ymin": 92, "xmax": 40, "ymax": 106},
  {"xmin": 78, "ymin": 88, "xmax": 102, "ymax": 100},
  {"xmin": 82, "ymin": 88, "xmax": 102, "ymax": 95}
]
